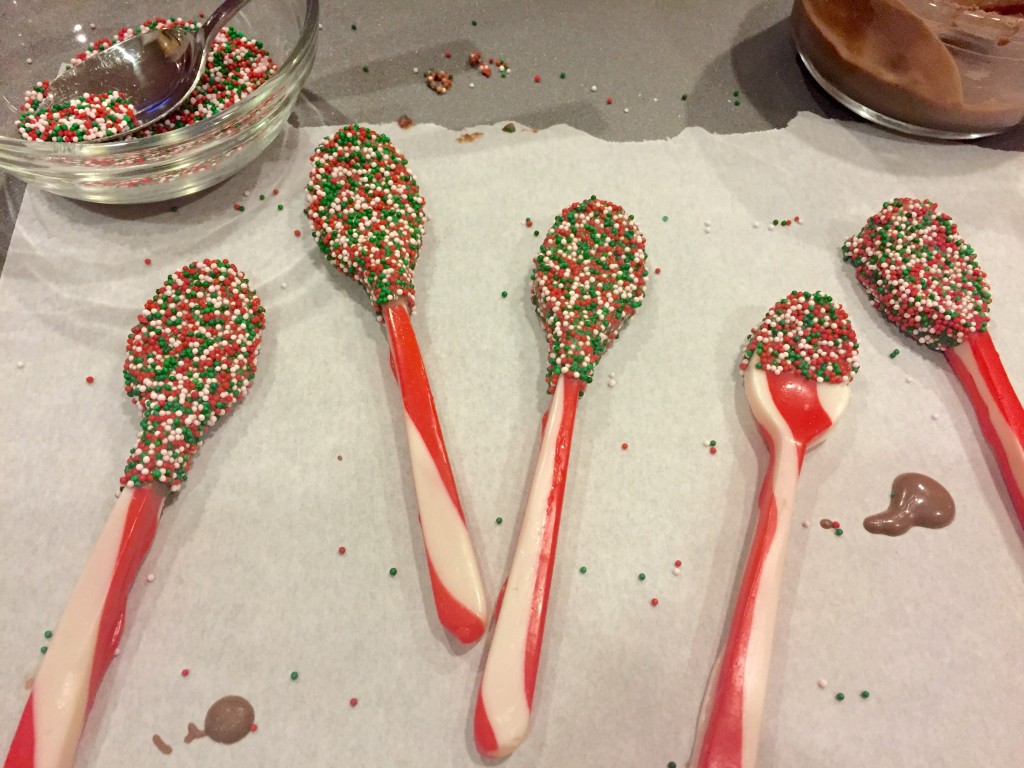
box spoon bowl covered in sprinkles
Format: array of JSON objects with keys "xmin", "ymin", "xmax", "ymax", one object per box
[
  {"xmin": 4, "ymin": 259, "xmax": 264, "ymax": 768},
  {"xmin": 306, "ymin": 124, "xmax": 488, "ymax": 645},
  {"xmin": 844, "ymin": 198, "xmax": 1024, "ymax": 532},
  {"xmin": 693, "ymin": 291, "xmax": 857, "ymax": 768},
  {"xmin": 474, "ymin": 197, "xmax": 648, "ymax": 759}
]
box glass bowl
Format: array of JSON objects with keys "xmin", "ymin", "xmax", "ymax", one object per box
[
  {"xmin": 792, "ymin": 0, "xmax": 1024, "ymax": 140},
  {"xmin": 0, "ymin": 0, "xmax": 318, "ymax": 203}
]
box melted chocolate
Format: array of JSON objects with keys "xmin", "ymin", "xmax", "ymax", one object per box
[
  {"xmin": 819, "ymin": 518, "xmax": 834, "ymax": 529},
  {"xmin": 864, "ymin": 473, "xmax": 955, "ymax": 536},
  {"xmin": 184, "ymin": 722, "xmax": 204, "ymax": 744},
  {"xmin": 203, "ymin": 695, "xmax": 255, "ymax": 745},
  {"xmin": 152, "ymin": 734, "xmax": 172, "ymax": 755}
]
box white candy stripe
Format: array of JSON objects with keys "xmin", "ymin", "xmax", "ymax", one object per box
[
  {"xmin": 738, "ymin": 368, "xmax": 803, "ymax": 767},
  {"xmin": 31, "ymin": 489, "xmax": 143, "ymax": 768},
  {"xmin": 404, "ymin": 412, "xmax": 488, "ymax": 628},
  {"xmin": 478, "ymin": 375, "xmax": 569, "ymax": 756}
]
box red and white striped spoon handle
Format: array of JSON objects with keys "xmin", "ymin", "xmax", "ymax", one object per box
[
  {"xmin": 945, "ymin": 331, "xmax": 1024, "ymax": 530},
  {"xmin": 382, "ymin": 300, "xmax": 488, "ymax": 644},
  {"xmin": 5, "ymin": 485, "xmax": 165, "ymax": 768},
  {"xmin": 693, "ymin": 370, "xmax": 840, "ymax": 768},
  {"xmin": 474, "ymin": 374, "xmax": 580, "ymax": 758}
]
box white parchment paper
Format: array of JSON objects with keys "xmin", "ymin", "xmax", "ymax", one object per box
[{"xmin": 2, "ymin": 114, "xmax": 1023, "ymax": 768}]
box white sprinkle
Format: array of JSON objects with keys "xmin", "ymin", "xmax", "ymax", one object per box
[
  {"xmin": 26, "ymin": 57, "xmax": 32, "ymax": 64},
  {"xmin": 590, "ymin": 85, "xmax": 597, "ymax": 92},
  {"xmin": 703, "ymin": 220, "xmax": 711, "ymax": 227},
  {"xmin": 801, "ymin": 521, "xmax": 810, "ymax": 529},
  {"xmin": 16, "ymin": 361, "xmax": 24, "ymax": 369},
  {"xmin": 931, "ymin": 413, "xmax": 940, "ymax": 421},
  {"xmin": 817, "ymin": 679, "xmax": 828, "ymax": 689},
  {"xmin": 146, "ymin": 573, "xmax": 155, "ymax": 583},
  {"xmin": 90, "ymin": 22, "xmax": 96, "ymax": 29},
  {"xmin": 608, "ymin": 379, "xmax": 617, "ymax": 388},
  {"xmin": 469, "ymin": 82, "xmax": 474, "ymax": 88},
  {"xmin": 905, "ymin": 375, "xmax": 913, "ymax": 383},
  {"xmin": 752, "ymin": 222, "xmax": 760, "ymax": 229},
  {"xmin": 243, "ymin": 190, "xmax": 250, "ymax": 197},
  {"xmin": 768, "ymin": 223, "xmax": 775, "ymax": 231},
  {"xmin": 672, "ymin": 567, "xmax": 681, "ymax": 575},
  {"xmin": 114, "ymin": 647, "xmax": 120, "ymax": 657},
  {"xmin": 412, "ymin": 67, "xmax": 419, "ymax": 74},
  {"xmin": 623, "ymin": 108, "xmax": 629, "ymax": 113},
  {"xmin": 703, "ymin": 440, "xmax": 711, "ymax": 447},
  {"xmin": 281, "ymin": 282, "xmax": 288, "ymax": 289},
  {"xmin": 318, "ymin": 23, "xmax": 323, "ymax": 30}
]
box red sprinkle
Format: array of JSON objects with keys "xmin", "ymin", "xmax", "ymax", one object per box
[
  {"xmin": 444, "ymin": 50, "xmax": 451, "ymax": 58},
  {"xmin": 606, "ymin": 97, "xmax": 613, "ymax": 104},
  {"xmin": 709, "ymin": 446, "xmax": 717, "ymax": 455},
  {"xmin": 349, "ymin": 697, "xmax": 359, "ymax": 708},
  {"xmin": 249, "ymin": 724, "xmax": 258, "ymax": 733},
  {"xmin": 794, "ymin": 215, "xmax": 800, "ymax": 222},
  {"xmin": 293, "ymin": 229, "xmax": 302, "ymax": 237},
  {"xmin": 180, "ymin": 669, "xmax": 189, "ymax": 677},
  {"xmin": 233, "ymin": 203, "xmax": 240, "ymax": 211},
  {"xmin": 338, "ymin": 546, "xmax": 347, "ymax": 555},
  {"xmin": 654, "ymin": 267, "xmax": 661, "ymax": 275},
  {"xmin": 674, "ymin": 559, "xmax": 682, "ymax": 568},
  {"xmin": 273, "ymin": 188, "xmax": 279, "ymax": 196},
  {"xmin": 85, "ymin": 376, "xmax": 95, "ymax": 384},
  {"xmin": 621, "ymin": 442, "xmax": 629, "ymax": 451},
  {"xmin": 650, "ymin": 598, "xmax": 659, "ymax": 607},
  {"xmin": 831, "ymin": 520, "xmax": 841, "ymax": 529},
  {"xmin": 534, "ymin": 74, "xmax": 541, "ymax": 83},
  {"xmin": 144, "ymin": 258, "xmax": 152, "ymax": 266}
]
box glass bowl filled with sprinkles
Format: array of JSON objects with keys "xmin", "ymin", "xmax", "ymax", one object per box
[{"xmin": 0, "ymin": 0, "xmax": 318, "ymax": 203}]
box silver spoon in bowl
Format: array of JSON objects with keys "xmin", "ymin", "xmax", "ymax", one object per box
[{"xmin": 39, "ymin": 0, "xmax": 253, "ymax": 141}]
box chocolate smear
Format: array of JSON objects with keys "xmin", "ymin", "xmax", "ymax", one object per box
[
  {"xmin": 152, "ymin": 734, "xmax": 173, "ymax": 755},
  {"xmin": 864, "ymin": 473, "xmax": 955, "ymax": 536}
]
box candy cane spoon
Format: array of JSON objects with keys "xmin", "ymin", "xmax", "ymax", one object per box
[
  {"xmin": 692, "ymin": 291, "xmax": 859, "ymax": 768},
  {"xmin": 474, "ymin": 197, "xmax": 649, "ymax": 758},
  {"xmin": 4, "ymin": 259, "xmax": 265, "ymax": 768}
]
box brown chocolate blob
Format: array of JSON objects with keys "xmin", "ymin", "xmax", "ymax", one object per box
[
  {"xmin": 864, "ymin": 473, "xmax": 955, "ymax": 536},
  {"xmin": 184, "ymin": 722, "xmax": 204, "ymax": 744},
  {"xmin": 819, "ymin": 518, "xmax": 834, "ymax": 529},
  {"xmin": 152, "ymin": 734, "xmax": 173, "ymax": 755},
  {"xmin": 203, "ymin": 695, "xmax": 255, "ymax": 744}
]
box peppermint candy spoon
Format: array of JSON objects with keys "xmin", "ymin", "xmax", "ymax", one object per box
[
  {"xmin": 692, "ymin": 291, "xmax": 859, "ymax": 768},
  {"xmin": 4, "ymin": 259, "xmax": 265, "ymax": 768},
  {"xmin": 473, "ymin": 197, "xmax": 648, "ymax": 758},
  {"xmin": 306, "ymin": 125, "xmax": 487, "ymax": 644},
  {"xmin": 844, "ymin": 198, "xmax": 1024, "ymax": 530}
]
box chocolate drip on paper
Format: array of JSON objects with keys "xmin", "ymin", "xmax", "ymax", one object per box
[{"xmin": 864, "ymin": 473, "xmax": 954, "ymax": 536}]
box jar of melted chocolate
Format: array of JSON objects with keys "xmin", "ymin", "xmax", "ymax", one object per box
[{"xmin": 792, "ymin": 0, "xmax": 1024, "ymax": 138}]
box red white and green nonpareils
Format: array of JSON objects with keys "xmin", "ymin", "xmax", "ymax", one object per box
[
  {"xmin": 740, "ymin": 290, "xmax": 859, "ymax": 383},
  {"xmin": 842, "ymin": 197, "xmax": 991, "ymax": 352},
  {"xmin": 305, "ymin": 125, "xmax": 424, "ymax": 312},
  {"xmin": 121, "ymin": 259, "xmax": 265, "ymax": 490},
  {"xmin": 531, "ymin": 196, "xmax": 648, "ymax": 393},
  {"xmin": 17, "ymin": 17, "xmax": 277, "ymax": 141}
]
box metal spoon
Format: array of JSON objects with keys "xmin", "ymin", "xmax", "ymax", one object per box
[{"xmin": 40, "ymin": 0, "xmax": 253, "ymax": 140}]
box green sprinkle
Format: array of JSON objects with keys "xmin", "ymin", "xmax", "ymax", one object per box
[
  {"xmin": 579, "ymin": 566, "xmax": 587, "ymax": 574},
  {"xmin": 559, "ymin": 72, "xmax": 566, "ymax": 79},
  {"xmin": 362, "ymin": 65, "xmax": 369, "ymax": 73},
  {"xmin": 668, "ymin": 763, "xmax": 677, "ymax": 768},
  {"xmin": 835, "ymin": 692, "xmax": 845, "ymax": 701},
  {"xmin": 44, "ymin": 630, "xmax": 53, "ymax": 639},
  {"xmin": 503, "ymin": 123, "xmax": 516, "ymax": 133},
  {"xmin": 638, "ymin": 573, "xmax": 646, "ymax": 582},
  {"xmin": 662, "ymin": 215, "xmax": 669, "ymax": 222},
  {"xmin": 290, "ymin": 671, "xmax": 299, "ymax": 681},
  {"xmin": 501, "ymin": 291, "xmax": 508, "ymax": 298},
  {"xmin": 733, "ymin": 99, "xmax": 740, "ymax": 106},
  {"xmin": 732, "ymin": 90, "xmax": 739, "ymax": 97},
  {"xmin": 238, "ymin": 205, "xmax": 245, "ymax": 212},
  {"xmin": 835, "ymin": 528, "xmax": 843, "ymax": 536},
  {"xmin": 259, "ymin": 194, "xmax": 266, "ymax": 201},
  {"xmin": 709, "ymin": 440, "xmax": 717, "ymax": 447},
  {"xmin": 889, "ymin": 349, "xmax": 900, "ymax": 359},
  {"xmin": 351, "ymin": 23, "xmax": 357, "ymax": 30},
  {"xmin": 170, "ymin": 206, "xmax": 178, "ymax": 212},
  {"xmin": 496, "ymin": 517, "xmax": 503, "ymax": 525},
  {"xmin": 860, "ymin": 690, "xmax": 870, "ymax": 699},
  {"xmin": 389, "ymin": 567, "xmax": 398, "ymax": 576},
  {"xmin": 472, "ymin": 19, "xmax": 477, "ymax": 25},
  {"xmin": 533, "ymin": 230, "xmax": 539, "ymax": 237},
  {"xmin": 278, "ymin": 204, "xmax": 284, "ymax": 211},
  {"xmin": 40, "ymin": 646, "xmax": 48, "ymax": 654},
  {"xmin": 680, "ymin": 94, "xmax": 687, "ymax": 101}
]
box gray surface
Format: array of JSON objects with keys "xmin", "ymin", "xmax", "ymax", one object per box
[
  {"xmin": 0, "ymin": 0, "xmax": 829, "ymax": 274},
  {"xmin": 3, "ymin": 0, "xmax": 1024, "ymax": 277}
]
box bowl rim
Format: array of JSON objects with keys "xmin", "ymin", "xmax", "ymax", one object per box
[{"xmin": 0, "ymin": 0, "xmax": 319, "ymax": 157}]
